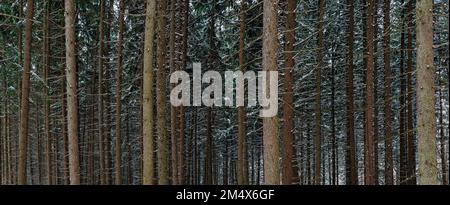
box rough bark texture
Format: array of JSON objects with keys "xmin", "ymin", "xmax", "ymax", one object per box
[
  {"xmin": 18, "ymin": 0, "xmax": 34, "ymax": 185},
  {"xmin": 114, "ymin": 0, "xmax": 125, "ymax": 185},
  {"xmin": 346, "ymin": 0, "xmax": 358, "ymax": 185},
  {"xmin": 156, "ymin": 0, "xmax": 169, "ymax": 185},
  {"xmin": 383, "ymin": 0, "xmax": 394, "ymax": 185},
  {"xmin": 237, "ymin": 1, "xmax": 249, "ymax": 185},
  {"xmin": 262, "ymin": 0, "xmax": 280, "ymax": 185},
  {"xmin": 364, "ymin": 0, "xmax": 376, "ymax": 185},
  {"xmin": 178, "ymin": 0, "xmax": 189, "ymax": 185},
  {"xmin": 416, "ymin": 0, "xmax": 438, "ymax": 185},
  {"xmin": 169, "ymin": 0, "xmax": 178, "ymax": 185},
  {"xmin": 142, "ymin": 0, "xmax": 157, "ymax": 185},
  {"xmin": 64, "ymin": 0, "xmax": 81, "ymax": 185},
  {"xmin": 406, "ymin": 0, "xmax": 416, "ymax": 185},
  {"xmin": 282, "ymin": 0, "xmax": 298, "ymax": 185},
  {"xmin": 399, "ymin": 0, "xmax": 407, "ymax": 184}
]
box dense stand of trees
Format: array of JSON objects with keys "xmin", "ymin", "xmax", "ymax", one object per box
[{"xmin": 0, "ymin": 0, "xmax": 448, "ymax": 185}]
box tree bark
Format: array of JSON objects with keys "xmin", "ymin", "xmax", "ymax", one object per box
[
  {"xmin": 416, "ymin": 0, "xmax": 438, "ymax": 185},
  {"xmin": 169, "ymin": 0, "xmax": 178, "ymax": 185},
  {"xmin": 114, "ymin": 0, "xmax": 125, "ymax": 185},
  {"xmin": 383, "ymin": 0, "xmax": 394, "ymax": 185},
  {"xmin": 262, "ymin": 0, "xmax": 280, "ymax": 185},
  {"xmin": 406, "ymin": 0, "xmax": 416, "ymax": 185},
  {"xmin": 364, "ymin": 0, "xmax": 376, "ymax": 185},
  {"xmin": 237, "ymin": 1, "xmax": 249, "ymax": 185},
  {"xmin": 64, "ymin": 0, "xmax": 81, "ymax": 185},
  {"xmin": 282, "ymin": 0, "xmax": 298, "ymax": 185},
  {"xmin": 97, "ymin": 0, "xmax": 107, "ymax": 185},
  {"xmin": 346, "ymin": 0, "xmax": 357, "ymax": 185},
  {"xmin": 399, "ymin": 0, "xmax": 407, "ymax": 184},
  {"xmin": 156, "ymin": 0, "xmax": 169, "ymax": 185},
  {"xmin": 142, "ymin": 0, "xmax": 157, "ymax": 185},
  {"xmin": 18, "ymin": 0, "xmax": 34, "ymax": 185}
]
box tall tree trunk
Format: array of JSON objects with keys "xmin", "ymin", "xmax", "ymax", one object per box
[
  {"xmin": 314, "ymin": 0, "xmax": 325, "ymax": 185},
  {"xmin": 282, "ymin": 0, "xmax": 298, "ymax": 185},
  {"xmin": 406, "ymin": 0, "xmax": 416, "ymax": 185},
  {"xmin": 114, "ymin": 0, "xmax": 125, "ymax": 185},
  {"xmin": 262, "ymin": 0, "xmax": 280, "ymax": 185},
  {"xmin": 97, "ymin": 0, "xmax": 107, "ymax": 185},
  {"xmin": 18, "ymin": 0, "xmax": 34, "ymax": 185},
  {"xmin": 169, "ymin": 0, "xmax": 178, "ymax": 185},
  {"xmin": 64, "ymin": 0, "xmax": 81, "ymax": 185},
  {"xmin": 383, "ymin": 0, "xmax": 394, "ymax": 185},
  {"xmin": 178, "ymin": 0, "xmax": 189, "ymax": 185},
  {"xmin": 346, "ymin": 0, "xmax": 357, "ymax": 185},
  {"xmin": 156, "ymin": 0, "xmax": 169, "ymax": 185},
  {"xmin": 372, "ymin": 0, "xmax": 380, "ymax": 185},
  {"xmin": 416, "ymin": 0, "xmax": 438, "ymax": 185},
  {"xmin": 399, "ymin": 0, "xmax": 407, "ymax": 184},
  {"xmin": 237, "ymin": 1, "xmax": 249, "ymax": 185},
  {"xmin": 61, "ymin": 78, "xmax": 69, "ymax": 185},
  {"xmin": 104, "ymin": 0, "xmax": 114, "ymax": 185},
  {"xmin": 364, "ymin": 0, "xmax": 376, "ymax": 185},
  {"xmin": 142, "ymin": 0, "xmax": 157, "ymax": 185}
]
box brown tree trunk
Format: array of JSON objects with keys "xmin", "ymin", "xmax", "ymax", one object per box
[
  {"xmin": 364, "ymin": 0, "xmax": 376, "ymax": 185},
  {"xmin": 346, "ymin": 0, "xmax": 357, "ymax": 185},
  {"xmin": 142, "ymin": 0, "xmax": 157, "ymax": 185},
  {"xmin": 399, "ymin": 0, "xmax": 407, "ymax": 184},
  {"xmin": 169, "ymin": 0, "xmax": 178, "ymax": 185},
  {"xmin": 18, "ymin": 0, "xmax": 34, "ymax": 185},
  {"xmin": 64, "ymin": 0, "xmax": 81, "ymax": 185},
  {"xmin": 372, "ymin": 0, "xmax": 380, "ymax": 185},
  {"xmin": 406, "ymin": 0, "xmax": 416, "ymax": 185},
  {"xmin": 237, "ymin": 1, "xmax": 249, "ymax": 185},
  {"xmin": 383, "ymin": 0, "xmax": 394, "ymax": 185},
  {"xmin": 97, "ymin": 0, "xmax": 107, "ymax": 185},
  {"xmin": 156, "ymin": 0, "xmax": 169, "ymax": 185},
  {"xmin": 114, "ymin": 0, "xmax": 125, "ymax": 185},
  {"xmin": 416, "ymin": 0, "xmax": 438, "ymax": 185},
  {"xmin": 262, "ymin": 0, "xmax": 280, "ymax": 185},
  {"xmin": 282, "ymin": 0, "xmax": 298, "ymax": 185},
  {"xmin": 61, "ymin": 78, "xmax": 69, "ymax": 185}
]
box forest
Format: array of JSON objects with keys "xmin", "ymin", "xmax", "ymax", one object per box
[{"xmin": 0, "ymin": 0, "xmax": 448, "ymax": 185}]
